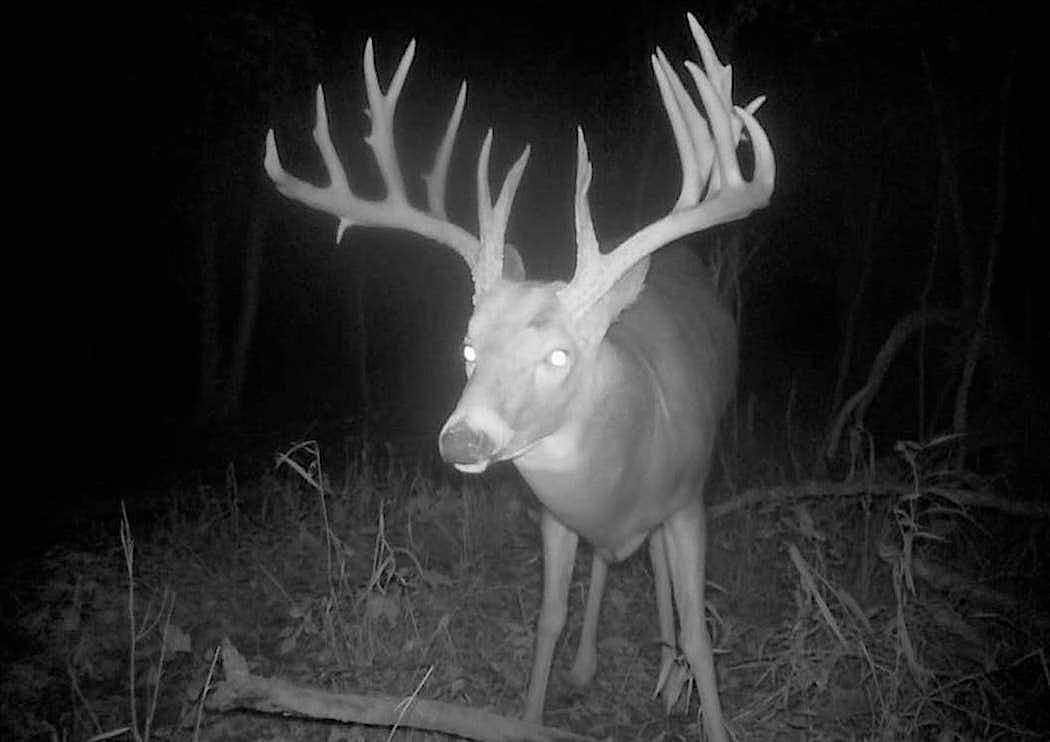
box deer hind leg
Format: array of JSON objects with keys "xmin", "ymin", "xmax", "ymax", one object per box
[
  {"xmin": 524, "ymin": 509, "xmax": 579, "ymax": 723},
  {"xmin": 663, "ymin": 499, "xmax": 728, "ymax": 742},
  {"xmin": 568, "ymin": 551, "xmax": 608, "ymax": 686},
  {"xmin": 648, "ymin": 527, "xmax": 680, "ymax": 711}
]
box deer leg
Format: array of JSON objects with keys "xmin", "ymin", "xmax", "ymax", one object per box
[
  {"xmin": 568, "ymin": 551, "xmax": 608, "ymax": 686},
  {"xmin": 663, "ymin": 500, "xmax": 727, "ymax": 742},
  {"xmin": 524, "ymin": 508, "xmax": 579, "ymax": 723},
  {"xmin": 649, "ymin": 527, "xmax": 679, "ymax": 710}
]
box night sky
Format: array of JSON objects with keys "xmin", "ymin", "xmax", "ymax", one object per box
[{"xmin": 44, "ymin": 2, "xmax": 1038, "ymax": 534}]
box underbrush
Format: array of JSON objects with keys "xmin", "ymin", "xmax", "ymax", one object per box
[{"xmin": 2, "ymin": 437, "xmax": 1047, "ymax": 740}]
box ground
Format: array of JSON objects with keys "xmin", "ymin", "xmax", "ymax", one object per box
[{"xmin": 3, "ymin": 435, "xmax": 1047, "ymax": 740}]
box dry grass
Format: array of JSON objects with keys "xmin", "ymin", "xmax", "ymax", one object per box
[{"xmin": 2, "ymin": 435, "xmax": 1047, "ymax": 740}]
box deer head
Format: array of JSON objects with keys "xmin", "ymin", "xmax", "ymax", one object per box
[{"xmin": 265, "ymin": 16, "xmax": 772, "ymax": 476}]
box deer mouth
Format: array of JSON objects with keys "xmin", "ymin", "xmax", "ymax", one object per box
[
  {"xmin": 446, "ymin": 437, "xmax": 541, "ymax": 475},
  {"xmin": 453, "ymin": 461, "xmax": 490, "ymax": 474}
]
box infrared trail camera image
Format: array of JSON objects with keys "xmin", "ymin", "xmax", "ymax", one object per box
[{"xmin": 5, "ymin": 3, "xmax": 1046, "ymax": 741}]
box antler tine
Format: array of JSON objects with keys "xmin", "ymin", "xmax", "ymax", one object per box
[
  {"xmin": 473, "ymin": 131, "xmax": 531, "ymax": 299},
  {"xmin": 557, "ymin": 15, "xmax": 775, "ymax": 319},
  {"xmin": 555, "ymin": 127, "xmax": 626, "ymax": 316},
  {"xmin": 656, "ymin": 27, "xmax": 765, "ymax": 203},
  {"xmin": 476, "ymin": 131, "xmax": 496, "ymax": 288},
  {"xmin": 687, "ymin": 59, "xmax": 740, "ymax": 192},
  {"xmin": 652, "ymin": 47, "xmax": 710, "ymax": 209},
  {"xmin": 263, "ymin": 85, "xmax": 361, "ymax": 243},
  {"xmin": 687, "ymin": 12, "xmax": 771, "ymax": 197},
  {"xmin": 423, "ymin": 81, "xmax": 467, "ymax": 220},
  {"xmin": 571, "ymin": 127, "xmax": 601, "ymax": 284},
  {"xmin": 687, "ymin": 13, "xmax": 732, "ymax": 113},
  {"xmin": 362, "ymin": 38, "xmax": 412, "ymax": 206}
]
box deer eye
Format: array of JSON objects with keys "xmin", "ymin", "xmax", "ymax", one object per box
[
  {"xmin": 547, "ymin": 349, "xmax": 569, "ymax": 368},
  {"xmin": 463, "ymin": 344, "xmax": 477, "ymax": 363}
]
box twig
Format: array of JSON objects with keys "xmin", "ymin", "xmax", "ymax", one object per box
[
  {"xmin": 144, "ymin": 591, "xmax": 176, "ymax": 741},
  {"xmin": 194, "ymin": 645, "xmax": 222, "ymax": 741}
]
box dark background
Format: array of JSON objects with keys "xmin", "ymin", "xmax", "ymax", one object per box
[{"xmin": 36, "ymin": 1, "xmax": 1040, "ymax": 545}]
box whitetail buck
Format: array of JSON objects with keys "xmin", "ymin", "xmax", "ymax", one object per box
[{"xmin": 266, "ymin": 13, "xmax": 773, "ymax": 740}]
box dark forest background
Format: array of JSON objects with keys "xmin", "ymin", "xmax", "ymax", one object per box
[{"xmin": 29, "ymin": 0, "xmax": 1042, "ymax": 548}]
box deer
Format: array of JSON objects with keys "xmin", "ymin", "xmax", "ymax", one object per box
[{"xmin": 265, "ymin": 12, "xmax": 773, "ymax": 741}]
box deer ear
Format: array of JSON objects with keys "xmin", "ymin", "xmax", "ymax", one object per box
[
  {"xmin": 572, "ymin": 256, "xmax": 650, "ymax": 347},
  {"xmin": 502, "ymin": 244, "xmax": 526, "ymax": 282}
]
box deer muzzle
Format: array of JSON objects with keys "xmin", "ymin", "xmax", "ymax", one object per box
[{"xmin": 439, "ymin": 420, "xmax": 497, "ymax": 473}]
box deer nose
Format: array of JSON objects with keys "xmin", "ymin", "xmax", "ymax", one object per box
[{"xmin": 439, "ymin": 421, "xmax": 497, "ymax": 466}]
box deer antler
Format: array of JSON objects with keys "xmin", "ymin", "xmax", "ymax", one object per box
[
  {"xmin": 558, "ymin": 13, "xmax": 775, "ymax": 318},
  {"xmin": 264, "ymin": 39, "xmax": 530, "ymax": 302}
]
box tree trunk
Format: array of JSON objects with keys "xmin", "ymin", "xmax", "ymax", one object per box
[
  {"xmin": 222, "ymin": 196, "xmax": 267, "ymax": 419},
  {"xmin": 197, "ymin": 190, "xmax": 222, "ymax": 423}
]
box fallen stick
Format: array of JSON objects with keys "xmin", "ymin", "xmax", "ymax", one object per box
[{"xmin": 206, "ymin": 640, "xmax": 595, "ymax": 742}]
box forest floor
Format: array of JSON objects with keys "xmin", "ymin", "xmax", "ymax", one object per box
[{"xmin": 3, "ymin": 433, "xmax": 1048, "ymax": 741}]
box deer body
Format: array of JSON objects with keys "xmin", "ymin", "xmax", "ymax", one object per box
[
  {"xmin": 438, "ymin": 245, "xmax": 736, "ymax": 734},
  {"xmin": 265, "ymin": 14, "xmax": 773, "ymax": 741},
  {"xmin": 445, "ymin": 246, "xmax": 735, "ymax": 558}
]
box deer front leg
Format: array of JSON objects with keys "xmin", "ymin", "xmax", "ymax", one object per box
[
  {"xmin": 568, "ymin": 551, "xmax": 608, "ymax": 686},
  {"xmin": 663, "ymin": 499, "xmax": 727, "ymax": 742},
  {"xmin": 524, "ymin": 509, "xmax": 579, "ymax": 723}
]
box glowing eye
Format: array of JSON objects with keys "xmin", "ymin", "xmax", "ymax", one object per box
[
  {"xmin": 463, "ymin": 344, "xmax": 477, "ymax": 363},
  {"xmin": 548, "ymin": 349, "xmax": 569, "ymax": 368}
]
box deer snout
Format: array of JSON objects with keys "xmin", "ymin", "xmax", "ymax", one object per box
[{"xmin": 439, "ymin": 420, "xmax": 497, "ymax": 472}]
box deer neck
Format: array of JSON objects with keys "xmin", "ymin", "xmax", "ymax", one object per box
[{"xmin": 513, "ymin": 341, "xmax": 658, "ymax": 549}]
